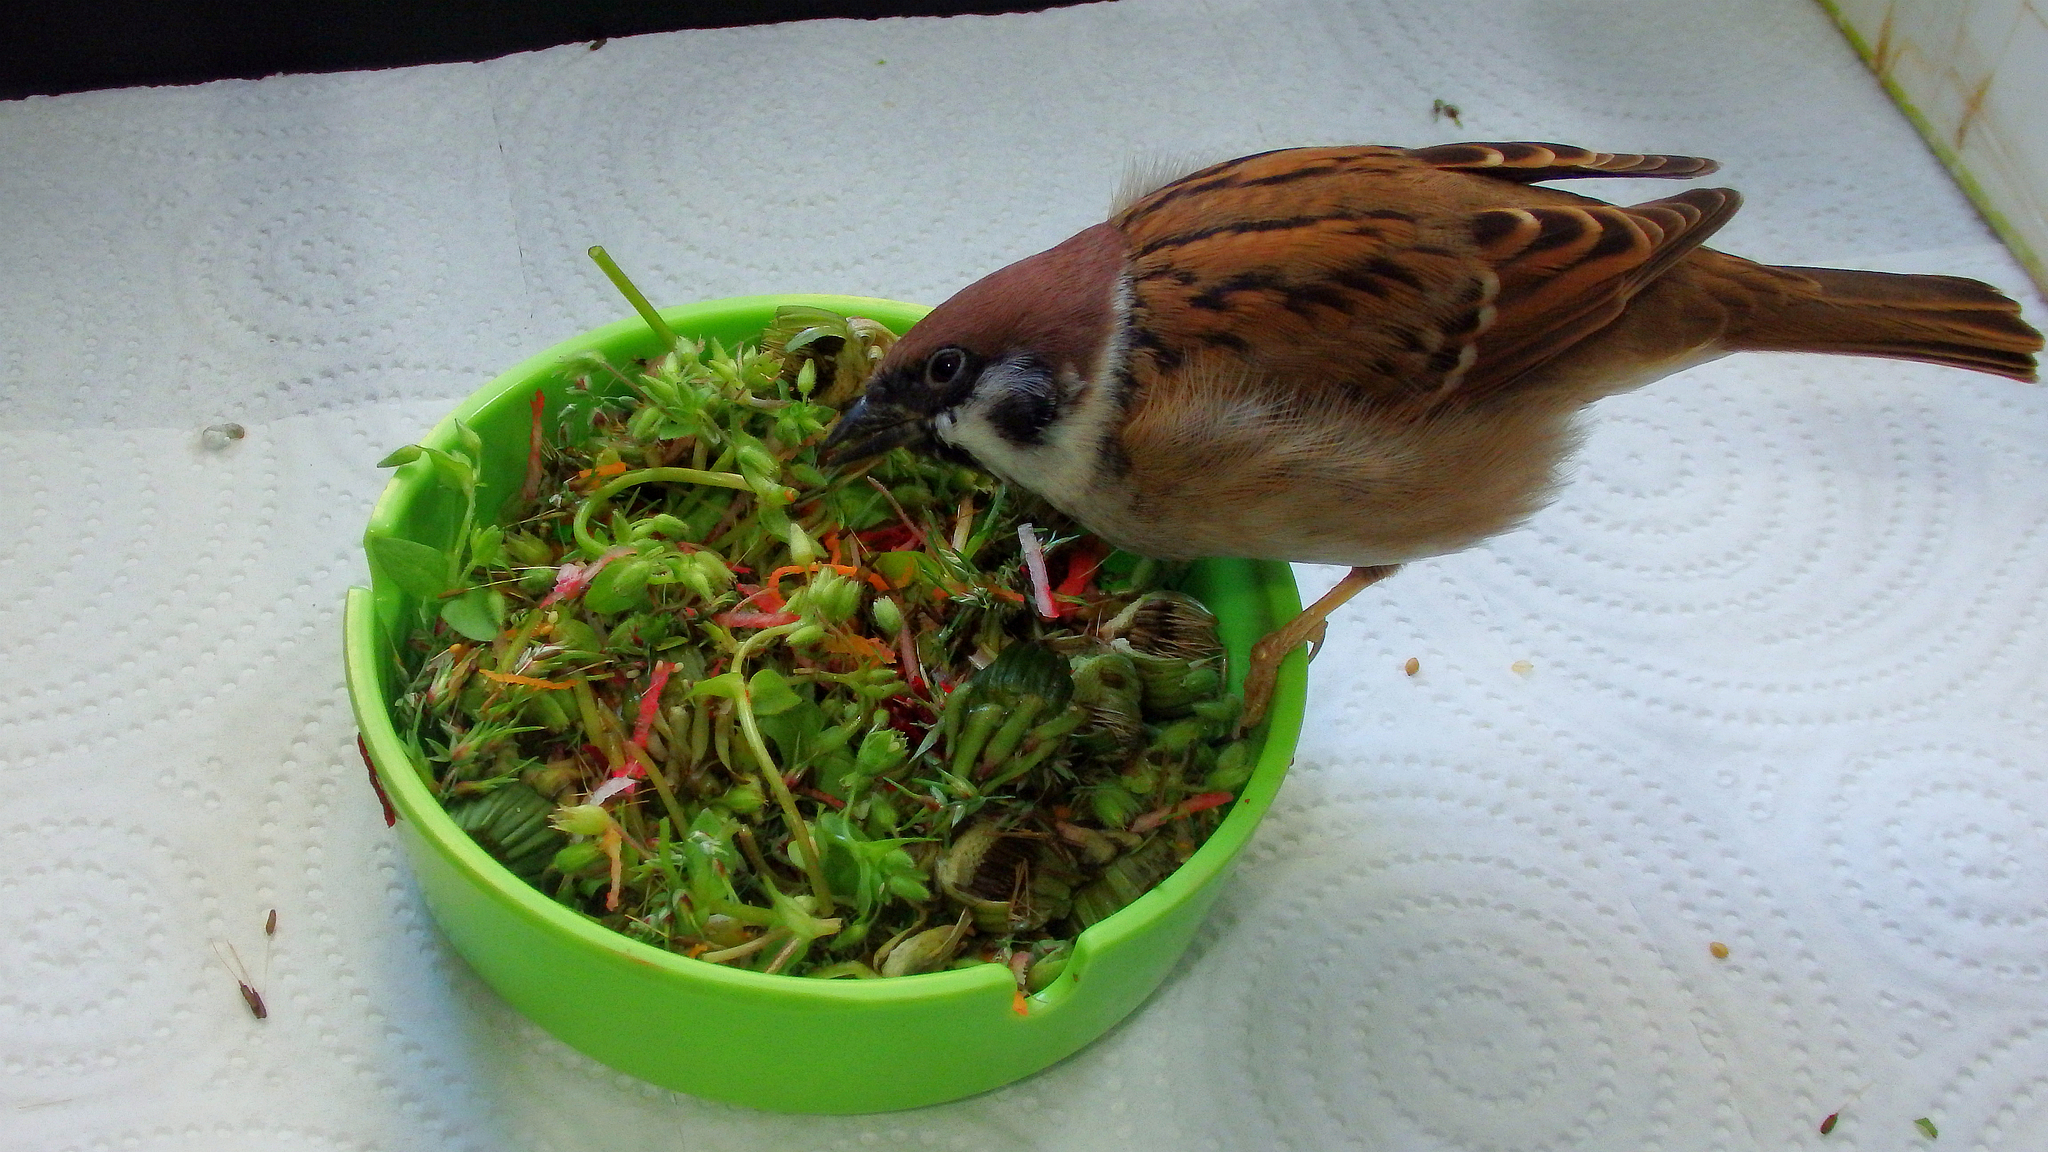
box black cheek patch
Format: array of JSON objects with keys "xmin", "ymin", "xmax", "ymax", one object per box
[{"xmin": 986, "ymin": 382, "xmax": 1060, "ymax": 446}]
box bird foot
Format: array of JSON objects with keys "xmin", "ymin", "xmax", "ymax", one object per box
[{"xmin": 1234, "ymin": 564, "xmax": 1400, "ymax": 735}]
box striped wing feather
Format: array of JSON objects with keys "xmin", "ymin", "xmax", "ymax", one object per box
[
  {"xmin": 1402, "ymin": 141, "xmax": 1720, "ymax": 183},
  {"xmin": 1115, "ymin": 145, "xmax": 1741, "ymax": 407}
]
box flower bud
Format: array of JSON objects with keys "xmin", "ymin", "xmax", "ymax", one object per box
[
  {"xmin": 550, "ymin": 841, "xmax": 605, "ymax": 876},
  {"xmin": 720, "ymin": 779, "xmax": 765, "ymax": 815},
  {"xmin": 785, "ymin": 522, "xmax": 818, "ymax": 566},
  {"xmin": 817, "ymin": 570, "xmax": 862, "ymax": 624},
  {"xmin": 735, "ymin": 443, "xmax": 780, "ymax": 480},
  {"xmin": 854, "ymin": 728, "xmax": 909, "ymax": 778},
  {"xmin": 549, "ymin": 802, "xmax": 614, "ymax": 838},
  {"xmin": 692, "ymin": 550, "xmax": 734, "ymax": 592},
  {"xmin": 632, "ymin": 513, "xmax": 692, "ymax": 541},
  {"xmin": 869, "ymin": 595, "xmax": 905, "ymax": 637},
  {"xmin": 504, "ymin": 531, "xmax": 554, "ymax": 566},
  {"xmin": 1203, "ymin": 740, "xmax": 1256, "ymax": 793}
]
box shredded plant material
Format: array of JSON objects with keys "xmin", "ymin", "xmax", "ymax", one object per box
[{"xmin": 377, "ymin": 300, "xmax": 1254, "ymax": 983}]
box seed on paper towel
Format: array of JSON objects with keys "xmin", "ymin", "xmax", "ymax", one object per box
[
  {"xmin": 1915, "ymin": 1117, "xmax": 1938, "ymax": 1139},
  {"xmin": 1819, "ymin": 1112, "xmax": 1838, "ymax": 1135},
  {"xmin": 211, "ymin": 940, "xmax": 267, "ymax": 1020},
  {"xmin": 1510, "ymin": 660, "xmax": 1534, "ymax": 676},
  {"xmin": 1403, "ymin": 657, "xmax": 1420, "ymax": 676},
  {"xmin": 1710, "ymin": 941, "xmax": 1730, "ymax": 959},
  {"xmin": 201, "ymin": 423, "xmax": 245, "ymax": 450}
]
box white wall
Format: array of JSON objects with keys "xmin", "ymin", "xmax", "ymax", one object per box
[{"xmin": 1820, "ymin": 0, "xmax": 2048, "ymax": 293}]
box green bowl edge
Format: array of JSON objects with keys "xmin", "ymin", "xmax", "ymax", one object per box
[{"xmin": 342, "ymin": 293, "xmax": 1306, "ymax": 1109}]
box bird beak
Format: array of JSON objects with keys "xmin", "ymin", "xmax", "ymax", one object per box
[{"xmin": 823, "ymin": 396, "xmax": 927, "ymax": 464}]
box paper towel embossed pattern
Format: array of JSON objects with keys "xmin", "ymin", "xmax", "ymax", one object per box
[{"xmin": 8, "ymin": 0, "xmax": 2048, "ymax": 1146}]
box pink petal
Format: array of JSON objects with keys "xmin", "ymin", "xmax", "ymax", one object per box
[{"xmin": 1018, "ymin": 522, "xmax": 1056, "ymax": 619}]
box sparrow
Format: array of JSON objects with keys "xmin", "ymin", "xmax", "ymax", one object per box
[{"xmin": 826, "ymin": 141, "xmax": 2044, "ymax": 725}]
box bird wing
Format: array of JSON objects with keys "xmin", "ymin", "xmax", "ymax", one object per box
[
  {"xmin": 1402, "ymin": 141, "xmax": 1719, "ymax": 183},
  {"xmin": 1115, "ymin": 144, "xmax": 1741, "ymax": 409},
  {"xmin": 1455, "ymin": 186, "xmax": 1742, "ymax": 397}
]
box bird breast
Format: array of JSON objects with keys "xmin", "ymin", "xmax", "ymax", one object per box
[{"xmin": 1076, "ymin": 345, "xmax": 1592, "ymax": 565}]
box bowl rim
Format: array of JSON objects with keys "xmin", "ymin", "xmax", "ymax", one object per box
[{"xmin": 345, "ymin": 293, "xmax": 1307, "ymax": 1011}]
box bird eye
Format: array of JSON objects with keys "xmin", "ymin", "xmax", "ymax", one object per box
[{"xmin": 925, "ymin": 347, "xmax": 969, "ymax": 387}]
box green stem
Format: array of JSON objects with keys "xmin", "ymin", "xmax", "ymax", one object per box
[
  {"xmin": 572, "ymin": 467, "xmax": 760, "ymax": 557},
  {"xmin": 588, "ymin": 246, "xmax": 679, "ymax": 355},
  {"xmin": 974, "ymin": 698, "xmax": 1044, "ymax": 776},
  {"xmin": 949, "ymin": 703, "xmax": 1005, "ymax": 779},
  {"xmin": 640, "ymin": 746, "xmax": 694, "ymax": 840},
  {"xmin": 729, "ymin": 625, "xmax": 838, "ymax": 916},
  {"xmin": 982, "ymin": 707, "xmax": 1087, "ymax": 790}
]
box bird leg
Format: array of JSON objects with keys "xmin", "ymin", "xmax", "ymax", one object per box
[{"xmin": 1238, "ymin": 565, "xmax": 1400, "ymax": 730}]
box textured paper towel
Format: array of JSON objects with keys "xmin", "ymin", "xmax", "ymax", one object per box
[{"xmin": 3, "ymin": 0, "xmax": 2046, "ymax": 1148}]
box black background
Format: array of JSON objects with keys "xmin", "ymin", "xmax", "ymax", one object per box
[{"xmin": 1, "ymin": 1, "xmax": 1079, "ymax": 100}]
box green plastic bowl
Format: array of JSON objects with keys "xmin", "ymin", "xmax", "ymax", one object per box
[{"xmin": 342, "ymin": 294, "xmax": 1305, "ymax": 1113}]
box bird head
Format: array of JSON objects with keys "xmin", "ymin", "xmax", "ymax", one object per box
[{"xmin": 824, "ymin": 222, "xmax": 1127, "ymax": 494}]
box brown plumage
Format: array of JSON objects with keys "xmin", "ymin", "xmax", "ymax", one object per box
[{"xmin": 828, "ymin": 141, "xmax": 2044, "ymax": 723}]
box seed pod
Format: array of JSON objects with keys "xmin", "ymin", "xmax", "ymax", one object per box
[
  {"xmin": 448, "ymin": 783, "xmax": 566, "ymax": 884},
  {"xmin": 734, "ymin": 442, "xmax": 780, "ymax": 480},
  {"xmin": 1069, "ymin": 836, "xmax": 1179, "ymax": 928},
  {"xmin": 1026, "ymin": 940, "xmax": 1072, "ymax": 992},
  {"xmin": 1151, "ymin": 717, "xmax": 1208, "ymax": 756},
  {"xmin": 1111, "ymin": 647, "xmax": 1222, "ymax": 720},
  {"xmin": 947, "ymin": 641, "xmax": 1075, "ymax": 778},
  {"xmin": 879, "ymin": 924, "xmax": 965, "ymax": 977},
  {"xmin": 1202, "ymin": 741, "xmax": 1255, "ymax": 793},
  {"xmin": 521, "ymin": 761, "xmax": 580, "ymax": 799},
  {"xmin": 1101, "ymin": 591, "xmax": 1223, "ymax": 664},
  {"xmin": 700, "ymin": 913, "xmax": 750, "ymax": 948},
  {"xmin": 938, "ymin": 822, "xmax": 1061, "ymax": 933},
  {"xmin": 1069, "ymin": 650, "xmax": 1145, "ymax": 755},
  {"xmin": 1084, "ymin": 780, "xmax": 1144, "ymax": 829},
  {"xmin": 632, "ymin": 513, "xmax": 693, "ymax": 541},
  {"xmin": 969, "ymin": 640, "xmax": 1075, "ymax": 710}
]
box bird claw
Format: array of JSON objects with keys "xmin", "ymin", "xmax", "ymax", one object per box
[
  {"xmin": 1235, "ymin": 632, "xmax": 1295, "ymax": 734},
  {"xmin": 1303, "ymin": 620, "xmax": 1330, "ymax": 663}
]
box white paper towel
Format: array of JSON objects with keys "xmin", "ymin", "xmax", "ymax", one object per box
[{"xmin": 3, "ymin": 1, "xmax": 2045, "ymax": 1148}]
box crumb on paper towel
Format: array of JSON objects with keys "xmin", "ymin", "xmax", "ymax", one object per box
[{"xmin": 200, "ymin": 423, "xmax": 245, "ymax": 449}]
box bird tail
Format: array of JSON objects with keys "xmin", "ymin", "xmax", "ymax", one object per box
[{"xmin": 1725, "ymin": 266, "xmax": 2042, "ymax": 382}]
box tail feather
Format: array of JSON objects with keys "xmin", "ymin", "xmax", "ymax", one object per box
[{"xmin": 1728, "ymin": 266, "xmax": 2042, "ymax": 382}]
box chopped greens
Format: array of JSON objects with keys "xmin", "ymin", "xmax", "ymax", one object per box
[{"xmin": 379, "ymin": 302, "xmax": 1253, "ymax": 983}]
